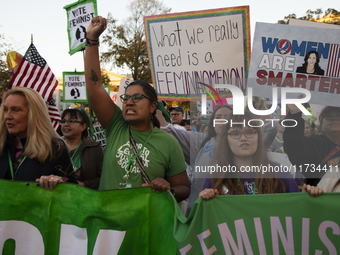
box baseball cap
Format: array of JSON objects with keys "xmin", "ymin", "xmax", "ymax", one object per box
[{"xmin": 169, "ymin": 106, "xmax": 184, "ymax": 113}]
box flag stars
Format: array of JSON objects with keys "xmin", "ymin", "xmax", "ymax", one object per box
[{"xmin": 24, "ymin": 44, "xmax": 46, "ymax": 68}]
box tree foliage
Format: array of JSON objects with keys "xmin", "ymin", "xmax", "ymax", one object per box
[
  {"xmin": 101, "ymin": 71, "xmax": 111, "ymax": 86},
  {"xmin": 278, "ymin": 8, "xmax": 340, "ymax": 25},
  {"xmin": 101, "ymin": 0, "xmax": 171, "ymax": 83},
  {"xmin": 0, "ymin": 34, "xmax": 11, "ymax": 101}
]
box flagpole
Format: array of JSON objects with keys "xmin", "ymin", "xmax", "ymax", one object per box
[
  {"xmin": 83, "ymin": 49, "xmax": 94, "ymax": 120},
  {"xmin": 31, "ymin": 34, "xmax": 33, "ymax": 43}
]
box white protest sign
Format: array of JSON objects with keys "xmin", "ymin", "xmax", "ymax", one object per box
[
  {"xmin": 310, "ymin": 104, "xmax": 325, "ymax": 125},
  {"xmin": 196, "ymin": 100, "xmax": 213, "ymax": 116},
  {"xmin": 110, "ymin": 91, "xmax": 119, "ymax": 104},
  {"xmin": 248, "ymin": 22, "xmax": 340, "ymax": 107},
  {"xmin": 64, "ymin": 0, "xmax": 97, "ymax": 55},
  {"xmin": 91, "ymin": 124, "xmax": 106, "ymax": 150},
  {"xmin": 63, "ymin": 72, "xmax": 87, "ymax": 102},
  {"xmin": 115, "ymin": 79, "xmax": 132, "ymax": 109},
  {"xmin": 144, "ymin": 6, "xmax": 251, "ymax": 100}
]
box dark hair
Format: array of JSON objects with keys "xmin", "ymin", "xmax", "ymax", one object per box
[
  {"xmin": 199, "ymin": 105, "xmax": 233, "ymax": 151},
  {"xmin": 125, "ymin": 81, "xmax": 160, "ymax": 128},
  {"xmin": 302, "ymin": 51, "xmax": 323, "ymax": 73},
  {"xmin": 304, "ymin": 50, "xmax": 320, "ymax": 64},
  {"xmin": 61, "ymin": 108, "xmax": 89, "ymax": 138}
]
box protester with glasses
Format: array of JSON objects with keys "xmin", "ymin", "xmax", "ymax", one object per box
[
  {"xmin": 0, "ymin": 87, "xmax": 77, "ymax": 190},
  {"xmin": 168, "ymin": 106, "xmax": 184, "ymax": 125},
  {"xmin": 60, "ymin": 109, "xmax": 103, "ymax": 189},
  {"xmin": 284, "ymin": 105, "xmax": 340, "ymax": 186},
  {"xmin": 84, "ymin": 16, "xmax": 190, "ymax": 202},
  {"xmin": 199, "ymin": 109, "xmax": 299, "ymax": 200},
  {"xmin": 159, "ymin": 100, "xmax": 278, "ymax": 214}
]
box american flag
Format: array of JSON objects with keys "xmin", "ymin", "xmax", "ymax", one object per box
[
  {"xmin": 326, "ymin": 44, "xmax": 340, "ymax": 77},
  {"xmin": 48, "ymin": 98, "xmax": 61, "ymax": 131},
  {"xmin": 8, "ymin": 43, "xmax": 58, "ymax": 102}
]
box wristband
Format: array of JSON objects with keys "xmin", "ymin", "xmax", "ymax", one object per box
[{"xmin": 85, "ymin": 37, "xmax": 99, "ymax": 46}]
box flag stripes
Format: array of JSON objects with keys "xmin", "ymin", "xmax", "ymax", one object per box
[
  {"xmin": 326, "ymin": 44, "xmax": 340, "ymax": 77},
  {"xmin": 8, "ymin": 43, "xmax": 58, "ymax": 102}
]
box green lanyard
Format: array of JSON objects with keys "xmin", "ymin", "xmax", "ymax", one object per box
[
  {"xmin": 8, "ymin": 149, "xmax": 27, "ymax": 181},
  {"xmin": 126, "ymin": 129, "xmax": 153, "ymax": 175},
  {"xmin": 238, "ymin": 178, "xmax": 256, "ymax": 195},
  {"xmin": 70, "ymin": 140, "xmax": 82, "ymax": 170}
]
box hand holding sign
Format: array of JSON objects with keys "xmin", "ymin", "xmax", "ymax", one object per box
[
  {"xmin": 287, "ymin": 94, "xmax": 304, "ymax": 114},
  {"xmin": 87, "ymin": 16, "xmax": 107, "ymax": 41}
]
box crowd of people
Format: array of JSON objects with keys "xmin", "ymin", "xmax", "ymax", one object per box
[{"xmin": 1, "ymin": 16, "xmax": 339, "ymax": 209}]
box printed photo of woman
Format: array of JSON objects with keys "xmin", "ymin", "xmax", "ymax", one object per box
[{"xmin": 296, "ymin": 50, "xmax": 324, "ymax": 75}]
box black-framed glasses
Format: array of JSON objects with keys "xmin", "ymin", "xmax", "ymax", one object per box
[
  {"xmin": 323, "ymin": 112, "xmax": 340, "ymax": 121},
  {"xmin": 170, "ymin": 113, "xmax": 182, "ymax": 117},
  {"xmin": 59, "ymin": 119, "xmax": 83, "ymax": 125},
  {"xmin": 228, "ymin": 130, "xmax": 257, "ymax": 139},
  {"xmin": 120, "ymin": 93, "xmax": 151, "ymax": 104}
]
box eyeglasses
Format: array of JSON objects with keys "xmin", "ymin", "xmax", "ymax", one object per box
[
  {"xmin": 120, "ymin": 93, "xmax": 151, "ymax": 104},
  {"xmin": 170, "ymin": 113, "xmax": 182, "ymax": 117},
  {"xmin": 59, "ymin": 119, "xmax": 83, "ymax": 125},
  {"xmin": 322, "ymin": 112, "xmax": 340, "ymax": 121},
  {"xmin": 228, "ymin": 130, "xmax": 257, "ymax": 139}
]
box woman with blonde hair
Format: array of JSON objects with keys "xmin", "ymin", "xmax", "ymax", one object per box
[
  {"xmin": 199, "ymin": 109, "xmax": 299, "ymax": 200},
  {"xmin": 0, "ymin": 87, "xmax": 76, "ymax": 190}
]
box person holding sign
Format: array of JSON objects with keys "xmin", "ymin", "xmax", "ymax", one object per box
[
  {"xmin": 60, "ymin": 109, "xmax": 103, "ymax": 189},
  {"xmin": 160, "ymin": 101, "xmax": 278, "ymax": 210},
  {"xmin": 284, "ymin": 104, "xmax": 340, "ymax": 186},
  {"xmin": 0, "ymin": 87, "xmax": 77, "ymax": 190},
  {"xmin": 198, "ymin": 109, "xmax": 299, "ymax": 200},
  {"xmin": 84, "ymin": 16, "xmax": 190, "ymax": 202}
]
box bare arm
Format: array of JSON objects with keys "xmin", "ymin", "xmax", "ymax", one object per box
[
  {"xmin": 85, "ymin": 16, "xmax": 115, "ymax": 129},
  {"xmin": 142, "ymin": 171, "xmax": 190, "ymax": 202},
  {"xmin": 166, "ymin": 171, "xmax": 191, "ymax": 202}
]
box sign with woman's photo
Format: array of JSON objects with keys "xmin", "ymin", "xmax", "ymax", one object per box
[{"xmin": 248, "ymin": 22, "xmax": 340, "ymax": 107}]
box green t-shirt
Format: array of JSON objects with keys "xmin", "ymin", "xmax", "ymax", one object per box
[{"xmin": 99, "ymin": 107, "xmax": 187, "ymax": 191}]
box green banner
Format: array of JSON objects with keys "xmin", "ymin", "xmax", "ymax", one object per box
[
  {"xmin": 173, "ymin": 192, "xmax": 340, "ymax": 254},
  {"xmin": 0, "ymin": 180, "xmax": 176, "ymax": 254},
  {"xmin": 1, "ymin": 180, "xmax": 340, "ymax": 254}
]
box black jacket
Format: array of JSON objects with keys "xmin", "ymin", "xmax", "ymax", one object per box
[
  {"xmin": 283, "ymin": 112, "xmax": 340, "ymax": 186},
  {"xmin": 0, "ymin": 136, "xmax": 77, "ymax": 183}
]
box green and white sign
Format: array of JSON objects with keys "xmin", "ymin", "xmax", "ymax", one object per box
[
  {"xmin": 1, "ymin": 180, "xmax": 339, "ymax": 254},
  {"xmin": 63, "ymin": 71, "xmax": 87, "ymax": 102},
  {"xmin": 174, "ymin": 192, "xmax": 340, "ymax": 254},
  {"xmin": 0, "ymin": 180, "xmax": 176, "ymax": 254},
  {"xmin": 64, "ymin": 0, "xmax": 98, "ymax": 55}
]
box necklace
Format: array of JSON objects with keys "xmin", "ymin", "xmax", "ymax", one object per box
[
  {"xmin": 70, "ymin": 140, "xmax": 82, "ymax": 171},
  {"xmin": 8, "ymin": 149, "xmax": 27, "ymax": 181}
]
